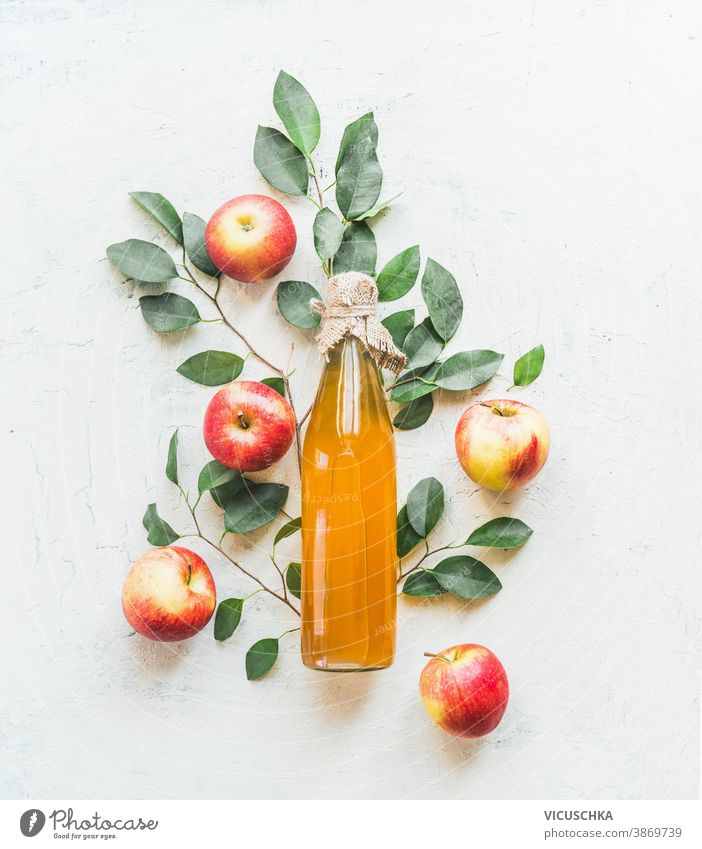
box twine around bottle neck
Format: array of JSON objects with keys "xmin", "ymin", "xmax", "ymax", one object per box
[{"xmin": 309, "ymin": 272, "xmax": 407, "ymax": 375}]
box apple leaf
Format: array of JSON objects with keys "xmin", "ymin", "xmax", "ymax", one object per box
[
  {"xmin": 261, "ymin": 376, "xmax": 285, "ymax": 397},
  {"xmin": 276, "ymin": 280, "xmax": 322, "ymax": 329},
  {"xmin": 106, "ymin": 239, "xmax": 177, "ymax": 284},
  {"xmin": 129, "ymin": 191, "xmax": 183, "ymax": 244},
  {"xmin": 273, "ymin": 70, "xmax": 320, "ymax": 155},
  {"xmin": 433, "ymin": 350, "xmax": 504, "ymax": 391},
  {"xmin": 274, "ymin": 516, "xmax": 302, "ymax": 547},
  {"xmin": 336, "ymin": 137, "xmax": 383, "ymax": 221},
  {"xmin": 421, "ymin": 257, "xmax": 463, "ymax": 342},
  {"xmin": 285, "ymin": 562, "xmax": 302, "ymax": 600},
  {"xmin": 376, "ymin": 245, "xmax": 420, "ymax": 301},
  {"xmin": 254, "ymin": 125, "xmax": 308, "ymax": 196},
  {"xmin": 214, "ymin": 598, "xmax": 244, "ymax": 641},
  {"xmin": 313, "ymin": 207, "xmax": 344, "ymax": 262},
  {"xmin": 139, "ymin": 293, "xmax": 201, "ymax": 333},
  {"xmin": 335, "ymin": 112, "xmax": 378, "ymax": 172},
  {"xmin": 197, "ymin": 460, "xmax": 241, "ymax": 494},
  {"xmin": 432, "ymin": 556, "xmax": 502, "ymax": 599},
  {"xmin": 406, "ymin": 477, "xmax": 444, "ymax": 538},
  {"xmin": 165, "ymin": 428, "xmax": 179, "ymax": 485},
  {"xmin": 219, "ymin": 480, "xmax": 290, "ymax": 534},
  {"xmin": 389, "ymin": 363, "xmax": 441, "ymax": 403},
  {"xmin": 332, "ymin": 221, "xmax": 376, "ymax": 275},
  {"xmin": 176, "ymin": 350, "xmax": 244, "ymax": 386},
  {"xmin": 465, "ymin": 517, "xmax": 533, "ymax": 549},
  {"xmin": 355, "ymin": 192, "xmax": 402, "ymax": 221},
  {"xmin": 142, "ymin": 503, "xmax": 180, "ymax": 546},
  {"xmin": 403, "ymin": 317, "xmax": 444, "ymax": 370},
  {"xmin": 397, "ymin": 504, "xmax": 423, "ymax": 558},
  {"xmin": 402, "ymin": 570, "xmax": 447, "ymax": 597},
  {"xmin": 381, "ymin": 309, "xmax": 414, "ymax": 351},
  {"xmin": 246, "ymin": 637, "xmax": 279, "ymax": 680},
  {"xmin": 393, "ymin": 394, "xmax": 433, "ymax": 430},
  {"xmin": 513, "ymin": 344, "xmax": 545, "ymax": 386},
  {"xmin": 182, "ymin": 212, "xmax": 220, "ymax": 278}
]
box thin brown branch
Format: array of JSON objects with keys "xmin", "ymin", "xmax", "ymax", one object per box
[{"xmin": 183, "ymin": 494, "xmax": 299, "ymax": 616}]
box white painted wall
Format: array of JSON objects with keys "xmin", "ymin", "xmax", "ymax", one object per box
[{"xmin": 2, "ymin": 0, "xmax": 700, "ymax": 799}]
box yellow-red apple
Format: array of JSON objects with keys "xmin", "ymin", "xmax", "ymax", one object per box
[
  {"xmin": 122, "ymin": 546, "xmax": 216, "ymax": 642},
  {"xmin": 420, "ymin": 644, "xmax": 509, "ymax": 738},
  {"xmin": 203, "ymin": 380, "xmax": 295, "ymax": 472},
  {"xmin": 205, "ymin": 194, "xmax": 296, "ymax": 283},
  {"xmin": 455, "ymin": 399, "xmax": 550, "ymax": 491}
]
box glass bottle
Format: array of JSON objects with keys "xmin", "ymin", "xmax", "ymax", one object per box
[{"xmin": 301, "ymin": 335, "xmax": 398, "ymax": 671}]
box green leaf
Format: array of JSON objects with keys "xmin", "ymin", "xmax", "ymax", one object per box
[
  {"xmin": 433, "ymin": 350, "xmax": 504, "ymax": 391},
  {"xmin": 355, "ymin": 192, "xmax": 402, "ymax": 221},
  {"xmin": 403, "ymin": 317, "xmax": 444, "ymax": 369},
  {"xmin": 332, "ymin": 221, "xmax": 376, "ymax": 275},
  {"xmin": 276, "ymin": 280, "xmax": 322, "ymax": 329},
  {"xmin": 513, "ymin": 344, "xmax": 545, "ymax": 386},
  {"xmin": 402, "ymin": 570, "xmax": 447, "ymax": 597},
  {"xmin": 465, "ymin": 517, "xmax": 533, "ymax": 549},
  {"xmin": 393, "ymin": 394, "xmax": 433, "ymax": 430},
  {"xmin": 209, "ymin": 475, "xmax": 247, "ymax": 509},
  {"xmin": 261, "ymin": 377, "xmax": 285, "ymax": 397},
  {"xmin": 376, "ymin": 245, "xmax": 420, "ymax": 302},
  {"xmin": 129, "ymin": 191, "xmax": 183, "ymax": 244},
  {"xmin": 176, "ymin": 350, "xmax": 244, "ymax": 386},
  {"xmin": 313, "ymin": 207, "xmax": 344, "ymax": 262},
  {"xmin": 389, "ymin": 363, "xmax": 440, "ymax": 403},
  {"xmin": 397, "ymin": 504, "xmax": 423, "ymax": 558},
  {"xmin": 336, "ymin": 137, "xmax": 383, "ymax": 220},
  {"xmin": 433, "ymin": 556, "xmax": 502, "ymax": 599},
  {"xmin": 246, "ymin": 637, "xmax": 279, "ymax": 680},
  {"xmin": 198, "ymin": 460, "xmax": 241, "ymax": 494},
  {"xmin": 165, "ymin": 429, "xmax": 178, "ymax": 485},
  {"xmin": 106, "ymin": 239, "xmax": 177, "ymax": 283},
  {"xmin": 139, "ymin": 293, "xmax": 201, "ymax": 333},
  {"xmin": 274, "ymin": 516, "xmax": 302, "ymax": 546},
  {"xmin": 381, "ymin": 309, "xmax": 415, "ymax": 351},
  {"xmin": 254, "ymin": 125, "xmax": 308, "ymax": 196},
  {"xmin": 406, "ymin": 477, "xmax": 444, "ymax": 538},
  {"xmin": 214, "ymin": 598, "xmax": 244, "ymax": 641},
  {"xmin": 273, "ymin": 70, "xmax": 320, "ymax": 155},
  {"xmin": 335, "ymin": 112, "xmax": 379, "ymax": 172},
  {"xmin": 285, "ymin": 562, "xmax": 302, "ymax": 600},
  {"xmin": 182, "ymin": 212, "xmax": 220, "ymax": 278},
  {"xmin": 421, "ymin": 258, "xmax": 463, "ymax": 342},
  {"xmin": 142, "ymin": 503, "xmax": 180, "ymax": 546},
  {"xmin": 219, "ymin": 479, "xmax": 290, "ymax": 534}
]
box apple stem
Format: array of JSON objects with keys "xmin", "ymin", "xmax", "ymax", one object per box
[
  {"xmin": 186, "ymin": 563, "xmax": 192, "ymax": 585},
  {"xmin": 237, "ymin": 411, "xmax": 249, "ymax": 429},
  {"xmin": 480, "ymin": 401, "xmax": 503, "ymax": 415},
  {"xmin": 424, "ymin": 651, "xmax": 451, "ymax": 664}
]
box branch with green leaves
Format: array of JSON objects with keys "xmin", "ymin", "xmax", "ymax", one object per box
[{"xmin": 396, "ymin": 476, "xmax": 534, "ymax": 600}]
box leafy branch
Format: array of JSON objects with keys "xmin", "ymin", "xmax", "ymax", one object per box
[{"xmin": 395, "ymin": 477, "xmax": 534, "ymax": 599}]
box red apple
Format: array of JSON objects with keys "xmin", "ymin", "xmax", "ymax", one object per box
[
  {"xmin": 122, "ymin": 546, "xmax": 216, "ymax": 642},
  {"xmin": 455, "ymin": 399, "xmax": 550, "ymax": 491},
  {"xmin": 203, "ymin": 380, "xmax": 295, "ymax": 472},
  {"xmin": 419, "ymin": 644, "xmax": 509, "ymax": 738},
  {"xmin": 205, "ymin": 194, "xmax": 296, "ymax": 283}
]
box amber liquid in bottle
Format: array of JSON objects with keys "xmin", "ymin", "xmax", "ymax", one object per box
[{"xmin": 301, "ymin": 336, "xmax": 398, "ymax": 671}]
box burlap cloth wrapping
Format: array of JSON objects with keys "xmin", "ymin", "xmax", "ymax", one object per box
[{"xmin": 310, "ymin": 272, "xmax": 407, "ymax": 375}]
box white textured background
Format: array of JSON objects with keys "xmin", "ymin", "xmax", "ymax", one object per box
[{"xmin": 2, "ymin": 0, "xmax": 701, "ymax": 800}]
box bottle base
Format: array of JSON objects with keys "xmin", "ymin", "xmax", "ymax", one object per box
[{"xmin": 302, "ymin": 657, "xmax": 393, "ymax": 673}]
